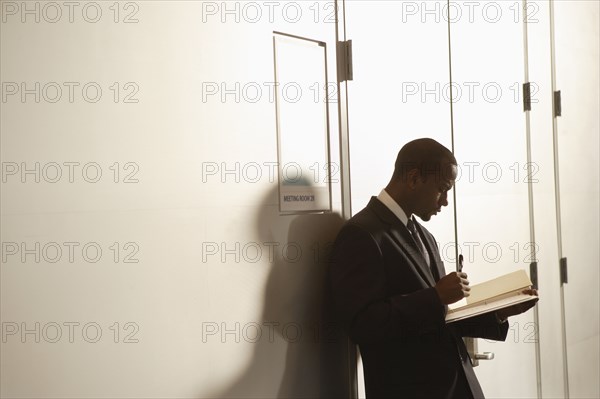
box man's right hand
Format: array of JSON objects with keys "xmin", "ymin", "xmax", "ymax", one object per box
[{"xmin": 435, "ymin": 272, "xmax": 470, "ymax": 305}]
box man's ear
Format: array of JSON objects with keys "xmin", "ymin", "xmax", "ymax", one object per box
[{"xmin": 406, "ymin": 169, "xmax": 421, "ymax": 190}]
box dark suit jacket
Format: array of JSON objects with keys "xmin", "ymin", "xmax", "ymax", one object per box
[{"xmin": 329, "ymin": 197, "xmax": 509, "ymax": 399}]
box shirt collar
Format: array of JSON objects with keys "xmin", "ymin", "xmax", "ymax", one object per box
[{"xmin": 377, "ymin": 189, "xmax": 410, "ymax": 227}]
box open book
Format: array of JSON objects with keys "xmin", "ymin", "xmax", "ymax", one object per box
[{"xmin": 445, "ymin": 270, "xmax": 538, "ymax": 323}]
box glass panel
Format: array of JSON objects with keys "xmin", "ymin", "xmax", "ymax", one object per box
[
  {"xmin": 345, "ymin": 0, "xmax": 455, "ymax": 241},
  {"xmin": 450, "ymin": 1, "xmax": 538, "ymax": 396},
  {"xmin": 344, "ymin": 2, "xmax": 454, "ymax": 397},
  {"xmin": 344, "ymin": 0, "xmax": 540, "ymax": 396}
]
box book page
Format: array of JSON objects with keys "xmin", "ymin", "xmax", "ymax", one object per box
[
  {"xmin": 446, "ymin": 290, "xmax": 538, "ymax": 323},
  {"xmin": 466, "ymin": 269, "xmax": 532, "ymax": 305}
]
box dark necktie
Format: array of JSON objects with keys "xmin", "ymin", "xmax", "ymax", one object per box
[{"xmin": 407, "ymin": 217, "xmax": 430, "ymax": 267}]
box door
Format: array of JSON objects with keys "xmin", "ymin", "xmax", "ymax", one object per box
[
  {"xmin": 341, "ymin": 1, "xmax": 540, "ymax": 397},
  {"xmin": 551, "ymin": 1, "xmax": 600, "ymax": 397}
]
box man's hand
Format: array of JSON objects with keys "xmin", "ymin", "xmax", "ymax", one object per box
[
  {"xmin": 435, "ymin": 272, "xmax": 470, "ymax": 305},
  {"xmin": 496, "ymin": 288, "xmax": 539, "ymax": 321}
]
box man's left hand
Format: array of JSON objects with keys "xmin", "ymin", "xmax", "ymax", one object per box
[{"xmin": 496, "ymin": 288, "xmax": 539, "ymax": 321}]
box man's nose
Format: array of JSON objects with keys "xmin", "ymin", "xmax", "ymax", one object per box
[{"xmin": 439, "ymin": 194, "xmax": 449, "ymax": 207}]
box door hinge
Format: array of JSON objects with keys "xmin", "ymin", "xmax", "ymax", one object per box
[
  {"xmin": 523, "ymin": 82, "xmax": 532, "ymax": 111},
  {"xmin": 554, "ymin": 90, "xmax": 562, "ymax": 117},
  {"xmin": 560, "ymin": 257, "xmax": 568, "ymax": 285},
  {"xmin": 530, "ymin": 261, "xmax": 538, "ymax": 290},
  {"xmin": 337, "ymin": 40, "xmax": 353, "ymax": 83}
]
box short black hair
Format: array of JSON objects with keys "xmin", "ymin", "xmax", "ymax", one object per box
[{"xmin": 392, "ymin": 138, "xmax": 457, "ymax": 182}]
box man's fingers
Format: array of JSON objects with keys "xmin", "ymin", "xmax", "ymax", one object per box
[
  {"xmin": 461, "ymin": 283, "xmax": 470, "ymax": 297},
  {"xmin": 522, "ymin": 288, "xmax": 539, "ymax": 296},
  {"xmin": 436, "ymin": 272, "xmax": 476, "ymax": 303},
  {"xmin": 508, "ymin": 297, "xmax": 539, "ymax": 316}
]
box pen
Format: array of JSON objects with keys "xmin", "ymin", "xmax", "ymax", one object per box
[{"xmin": 458, "ymin": 254, "xmax": 464, "ymax": 273}]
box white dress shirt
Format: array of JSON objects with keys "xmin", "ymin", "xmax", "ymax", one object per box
[{"xmin": 377, "ymin": 189, "xmax": 431, "ymax": 267}]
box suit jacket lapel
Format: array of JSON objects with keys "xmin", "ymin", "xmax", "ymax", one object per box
[{"xmin": 367, "ymin": 198, "xmax": 436, "ymax": 287}]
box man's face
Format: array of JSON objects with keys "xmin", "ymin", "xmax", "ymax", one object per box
[{"xmin": 413, "ymin": 164, "xmax": 457, "ymax": 222}]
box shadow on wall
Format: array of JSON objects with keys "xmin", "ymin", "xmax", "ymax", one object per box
[{"xmin": 208, "ymin": 185, "xmax": 351, "ymax": 398}]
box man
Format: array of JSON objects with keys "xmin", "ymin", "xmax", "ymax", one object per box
[{"xmin": 329, "ymin": 138, "xmax": 538, "ymax": 398}]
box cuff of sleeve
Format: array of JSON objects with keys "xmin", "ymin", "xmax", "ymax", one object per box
[{"xmin": 495, "ymin": 311, "xmax": 507, "ymax": 324}]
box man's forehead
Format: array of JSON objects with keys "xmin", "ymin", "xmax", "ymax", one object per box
[
  {"xmin": 440, "ymin": 163, "xmax": 458, "ymax": 182},
  {"xmin": 409, "ymin": 161, "xmax": 457, "ymax": 183},
  {"xmin": 447, "ymin": 164, "xmax": 458, "ymax": 178}
]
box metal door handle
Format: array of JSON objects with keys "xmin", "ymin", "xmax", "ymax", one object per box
[
  {"xmin": 474, "ymin": 352, "xmax": 495, "ymax": 360},
  {"xmin": 465, "ymin": 338, "xmax": 494, "ymax": 367}
]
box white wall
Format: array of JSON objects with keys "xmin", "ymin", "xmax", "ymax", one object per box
[{"xmin": 1, "ymin": 1, "xmax": 351, "ymax": 398}]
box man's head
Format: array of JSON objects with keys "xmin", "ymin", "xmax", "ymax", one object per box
[{"xmin": 386, "ymin": 138, "xmax": 458, "ymax": 222}]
